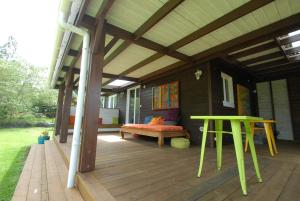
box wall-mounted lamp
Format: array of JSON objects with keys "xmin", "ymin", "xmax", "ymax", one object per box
[{"xmin": 194, "ymin": 69, "xmax": 203, "ymax": 80}]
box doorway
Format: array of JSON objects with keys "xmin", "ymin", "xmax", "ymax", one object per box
[{"xmin": 126, "ymin": 86, "xmax": 140, "ymax": 124}]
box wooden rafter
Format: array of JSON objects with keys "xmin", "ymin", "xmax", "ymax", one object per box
[
  {"xmin": 67, "ymin": 49, "xmax": 79, "ymax": 57},
  {"xmin": 247, "ymin": 58, "xmax": 288, "ymax": 71},
  {"xmin": 104, "ymin": 37, "xmax": 119, "ymax": 55},
  {"xmin": 103, "ymin": 0, "xmax": 274, "ymax": 85},
  {"xmin": 169, "ymin": 0, "xmax": 274, "ymax": 50},
  {"xmin": 101, "ymin": 0, "xmax": 184, "ymax": 65},
  {"xmin": 285, "ymin": 46, "xmax": 300, "ymax": 55},
  {"xmin": 192, "ymin": 13, "xmax": 300, "ymax": 62},
  {"xmin": 104, "ymin": 22, "xmax": 191, "ymax": 63},
  {"xmin": 278, "ymin": 33, "xmax": 300, "ymax": 46},
  {"xmin": 140, "ymin": 14, "xmax": 300, "ymax": 82},
  {"xmin": 229, "ymin": 41, "xmax": 278, "ymax": 59},
  {"xmin": 255, "ymin": 61, "xmax": 300, "ymax": 75},
  {"xmin": 240, "ymin": 51, "xmax": 283, "ymax": 66},
  {"xmin": 102, "ymin": 53, "xmax": 163, "ymax": 86}
]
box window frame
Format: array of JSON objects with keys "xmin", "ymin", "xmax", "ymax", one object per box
[{"xmin": 221, "ymin": 72, "xmax": 235, "ymax": 108}]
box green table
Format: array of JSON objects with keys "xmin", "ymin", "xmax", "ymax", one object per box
[{"xmin": 190, "ymin": 116, "xmax": 263, "ymax": 195}]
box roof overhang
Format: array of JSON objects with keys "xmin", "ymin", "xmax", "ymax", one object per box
[{"xmin": 49, "ymin": 0, "xmax": 300, "ymax": 89}]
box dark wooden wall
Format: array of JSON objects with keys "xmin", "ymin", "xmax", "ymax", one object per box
[
  {"xmin": 287, "ymin": 76, "xmax": 300, "ymax": 142},
  {"xmin": 138, "ymin": 64, "xmax": 210, "ymax": 144},
  {"xmin": 116, "ymin": 91, "xmax": 127, "ymax": 124},
  {"xmin": 209, "ymin": 59, "xmax": 255, "ymax": 143},
  {"xmin": 210, "ymin": 59, "xmax": 256, "ymax": 116}
]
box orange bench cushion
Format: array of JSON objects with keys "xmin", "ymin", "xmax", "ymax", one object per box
[{"xmin": 122, "ymin": 124, "xmax": 183, "ymax": 132}]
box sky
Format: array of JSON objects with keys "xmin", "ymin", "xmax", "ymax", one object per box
[{"xmin": 0, "ymin": 0, "xmax": 60, "ymax": 67}]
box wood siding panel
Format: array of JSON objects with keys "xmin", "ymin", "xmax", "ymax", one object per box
[
  {"xmin": 288, "ymin": 77, "xmax": 300, "ymax": 142},
  {"xmin": 210, "ymin": 59, "xmax": 255, "ymax": 144},
  {"xmin": 116, "ymin": 91, "xmax": 127, "ymax": 124},
  {"xmin": 138, "ymin": 66, "xmax": 210, "ymax": 145}
]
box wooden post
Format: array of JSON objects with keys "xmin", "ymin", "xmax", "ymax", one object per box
[
  {"xmin": 78, "ymin": 20, "xmax": 105, "ymax": 172},
  {"xmin": 54, "ymin": 84, "xmax": 65, "ymax": 136},
  {"xmin": 60, "ymin": 69, "xmax": 74, "ymax": 143}
]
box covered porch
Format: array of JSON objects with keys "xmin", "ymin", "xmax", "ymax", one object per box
[{"xmin": 40, "ymin": 0, "xmax": 300, "ymax": 200}]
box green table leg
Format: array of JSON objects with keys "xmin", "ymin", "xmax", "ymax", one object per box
[
  {"xmin": 197, "ymin": 119, "xmax": 209, "ymax": 177},
  {"xmin": 244, "ymin": 121, "xmax": 263, "ymax": 182},
  {"xmin": 215, "ymin": 120, "xmax": 223, "ymax": 170},
  {"xmin": 231, "ymin": 120, "xmax": 247, "ymax": 195}
]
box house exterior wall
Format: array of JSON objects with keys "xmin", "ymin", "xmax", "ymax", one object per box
[
  {"xmin": 139, "ymin": 65, "xmax": 210, "ymax": 144},
  {"xmin": 209, "ymin": 59, "xmax": 255, "ymax": 144},
  {"xmin": 287, "ymin": 76, "xmax": 300, "ymax": 142},
  {"xmin": 114, "ymin": 58, "xmax": 300, "ymax": 144}
]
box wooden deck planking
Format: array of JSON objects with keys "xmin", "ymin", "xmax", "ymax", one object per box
[
  {"xmin": 12, "ymin": 140, "xmax": 84, "ymax": 201},
  {"xmin": 12, "ymin": 145, "xmax": 38, "ymax": 201},
  {"xmin": 53, "ymin": 133, "xmax": 300, "ymax": 201}
]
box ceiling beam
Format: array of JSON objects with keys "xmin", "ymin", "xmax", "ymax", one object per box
[
  {"xmin": 104, "ymin": 22, "xmax": 191, "ymax": 63},
  {"xmin": 247, "ymin": 58, "xmax": 288, "ymax": 71},
  {"xmin": 140, "ymin": 15, "xmax": 300, "ymax": 83},
  {"xmin": 285, "ymin": 46, "xmax": 300, "ymax": 55},
  {"xmin": 134, "ymin": 0, "xmax": 184, "ymax": 40},
  {"xmin": 240, "ymin": 51, "xmax": 283, "ymax": 66},
  {"xmin": 289, "ymin": 55, "xmax": 300, "ymax": 62},
  {"xmin": 103, "ymin": 0, "xmax": 274, "ymax": 86},
  {"xmin": 255, "ymin": 61, "xmax": 300, "ymax": 75},
  {"xmin": 226, "ymin": 25, "xmax": 300, "ymax": 54},
  {"xmin": 278, "ymin": 33, "xmax": 300, "ymax": 46},
  {"xmin": 102, "ymin": 73, "xmax": 139, "ymax": 82},
  {"xmin": 254, "ymin": 62, "xmax": 300, "ymax": 81},
  {"xmin": 103, "ymin": 53, "xmax": 163, "ymax": 86},
  {"xmin": 73, "ymin": 72, "xmax": 138, "ymax": 86},
  {"xmin": 68, "ymin": 49, "xmax": 80, "ymax": 57},
  {"xmin": 192, "ymin": 13, "xmax": 300, "ymax": 62},
  {"xmin": 169, "ymin": 0, "xmax": 274, "ymax": 50},
  {"xmin": 95, "ymin": 0, "xmax": 185, "ymax": 65},
  {"xmin": 62, "ymin": 66, "xmax": 80, "ymax": 74},
  {"xmin": 95, "ymin": 0, "xmax": 115, "ymax": 21},
  {"xmin": 229, "ymin": 41, "xmax": 278, "ymax": 59},
  {"xmin": 104, "ymin": 37, "xmax": 119, "ymax": 55}
]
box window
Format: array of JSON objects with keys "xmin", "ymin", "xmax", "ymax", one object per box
[
  {"xmin": 221, "ymin": 72, "xmax": 235, "ymax": 108},
  {"xmin": 100, "ymin": 96, "xmax": 105, "ymax": 108},
  {"xmin": 108, "ymin": 94, "xmax": 117, "ymax": 109}
]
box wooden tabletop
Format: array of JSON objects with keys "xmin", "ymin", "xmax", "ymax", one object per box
[{"xmin": 190, "ymin": 116, "xmax": 263, "ymax": 121}]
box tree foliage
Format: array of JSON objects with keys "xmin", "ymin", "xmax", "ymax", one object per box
[{"xmin": 0, "ymin": 37, "xmax": 57, "ymax": 120}]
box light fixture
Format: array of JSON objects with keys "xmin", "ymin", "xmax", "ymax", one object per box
[{"xmin": 194, "ymin": 69, "xmax": 203, "ymax": 80}]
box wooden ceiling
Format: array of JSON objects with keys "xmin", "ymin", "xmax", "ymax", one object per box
[{"xmin": 54, "ymin": 0, "xmax": 300, "ymax": 90}]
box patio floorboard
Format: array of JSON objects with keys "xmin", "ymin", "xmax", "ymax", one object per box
[{"xmin": 53, "ymin": 133, "xmax": 300, "ymax": 201}]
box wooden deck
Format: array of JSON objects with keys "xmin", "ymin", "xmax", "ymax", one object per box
[
  {"xmin": 52, "ymin": 133, "xmax": 300, "ymax": 201},
  {"xmin": 12, "ymin": 141, "xmax": 84, "ymax": 201}
]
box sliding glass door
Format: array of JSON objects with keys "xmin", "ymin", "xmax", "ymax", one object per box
[{"xmin": 126, "ymin": 86, "xmax": 140, "ymax": 124}]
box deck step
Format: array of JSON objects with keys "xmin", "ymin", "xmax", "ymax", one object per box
[
  {"xmin": 12, "ymin": 140, "xmax": 84, "ymax": 201},
  {"xmin": 12, "ymin": 144, "xmax": 45, "ymax": 201}
]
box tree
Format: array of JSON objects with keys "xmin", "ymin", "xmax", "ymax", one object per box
[
  {"xmin": 0, "ymin": 37, "xmax": 57, "ymax": 119},
  {"xmin": 0, "ymin": 36, "xmax": 17, "ymax": 60}
]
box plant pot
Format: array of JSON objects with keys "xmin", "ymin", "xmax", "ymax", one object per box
[{"xmin": 38, "ymin": 136, "xmax": 45, "ymax": 144}]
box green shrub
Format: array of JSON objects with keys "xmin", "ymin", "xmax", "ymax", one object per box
[{"xmin": 0, "ymin": 116, "xmax": 54, "ymax": 128}]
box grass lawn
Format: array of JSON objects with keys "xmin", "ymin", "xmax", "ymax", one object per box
[{"xmin": 0, "ymin": 127, "xmax": 53, "ymax": 201}]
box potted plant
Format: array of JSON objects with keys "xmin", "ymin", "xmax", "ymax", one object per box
[{"xmin": 42, "ymin": 130, "xmax": 50, "ymax": 140}]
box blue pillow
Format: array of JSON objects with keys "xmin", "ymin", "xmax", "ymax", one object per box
[{"xmin": 144, "ymin": 115, "xmax": 153, "ymax": 124}]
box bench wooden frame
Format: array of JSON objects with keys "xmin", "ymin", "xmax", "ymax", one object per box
[{"xmin": 120, "ymin": 127, "xmax": 190, "ymax": 147}]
